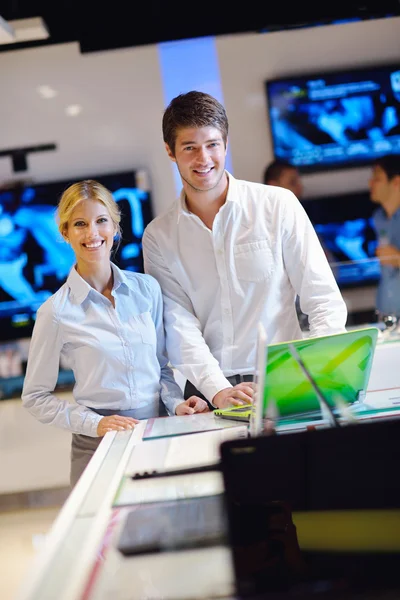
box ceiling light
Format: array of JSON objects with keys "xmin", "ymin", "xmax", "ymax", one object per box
[
  {"xmin": 65, "ymin": 105, "xmax": 82, "ymax": 117},
  {"xmin": 37, "ymin": 85, "xmax": 58, "ymax": 99},
  {"xmin": 0, "ymin": 16, "xmax": 49, "ymax": 45}
]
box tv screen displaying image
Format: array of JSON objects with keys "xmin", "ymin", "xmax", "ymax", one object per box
[
  {"xmin": 266, "ymin": 63, "xmax": 400, "ymax": 172},
  {"xmin": 302, "ymin": 190, "xmax": 380, "ymax": 288},
  {"xmin": 0, "ymin": 169, "xmax": 153, "ymax": 343}
]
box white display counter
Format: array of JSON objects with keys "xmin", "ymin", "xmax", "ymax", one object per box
[
  {"xmin": 15, "ymin": 336, "xmax": 400, "ymax": 600},
  {"xmin": 15, "ymin": 417, "xmax": 238, "ymax": 600}
]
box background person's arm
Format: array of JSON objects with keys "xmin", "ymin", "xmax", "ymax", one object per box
[
  {"xmin": 281, "ymin": 191, "xmax": 348, "ymax": 337},
  {"xmin": 376, "ymin": 243, "xmax": 400, "ymax": 268}
]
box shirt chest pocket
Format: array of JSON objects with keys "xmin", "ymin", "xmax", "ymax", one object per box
[
  {"xmin": 132, "ymin": 312, "xmax": 157, "ymax": 346},
  {"xmin": 233, "ymin": 240, "xmax": 274, "ymax": 282}
]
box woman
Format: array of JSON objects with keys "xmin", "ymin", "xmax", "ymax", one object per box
[{"xmin": 22, "ymin": 180, "xmax": 207, "ymax": 487}]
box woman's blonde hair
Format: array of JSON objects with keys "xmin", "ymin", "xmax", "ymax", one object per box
[{"xmin": 57, "ymin": 180, "xmax": 121, "ymax": 242}]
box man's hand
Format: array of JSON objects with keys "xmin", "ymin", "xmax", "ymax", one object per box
[
  {"xmin": 376, "ymin": 244, "xmax": 400, "ymax": 268},
  {"xmin": 175, "ymin": 396, "xmax": 209, "ymax": 415},
  {"xmin": 97, "ymin": 415, "xmax": 139, "ymax": 437},
  {"xmin": 212, "ymin": 382, "xmax": 254, "ymax": 409}
]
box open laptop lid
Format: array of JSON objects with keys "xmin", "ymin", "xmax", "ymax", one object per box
[
  {"xmin": 262, "ymin": 326, "xmax": 379, "ymax": 419},
  {"xmin": 249, "ymin": 323, "xmax": 268, "ymax": 437}
]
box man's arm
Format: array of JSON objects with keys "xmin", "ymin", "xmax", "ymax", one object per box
[
  {"xmin": 281, "ymin": 191, "xmax": 348, "ymax": 337},
  {"xmin": 376, "ymin": 244, "xmax": 400, "ymax": 268},
  {"xmin": 142, "ymin": 227, "xmax": 252, "ymax": 407}
]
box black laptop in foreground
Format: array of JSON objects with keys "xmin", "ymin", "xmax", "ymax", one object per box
[{"xmin": 219, "ymin": 417, "xmax": 400, "ymax": 599}]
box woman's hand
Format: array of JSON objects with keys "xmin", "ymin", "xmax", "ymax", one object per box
[
  {"xmin": 97, "ymin": 415, "xmax": 139, "ymax": 437},
  {"xmin": 175, "ymin": 396, "xmax": 209, "ymax": 416}
]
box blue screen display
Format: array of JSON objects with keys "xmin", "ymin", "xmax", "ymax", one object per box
[
  {"xmin": 0, "ymin": 169, "xmax": 153, "ymax": 342},
  {"xmin": 302, "ymin": 191, "xmax": 380, "ymax": 288},
  {"xmin": 266, "ymin": 64, "xmax": 400, "ymax": 172}
]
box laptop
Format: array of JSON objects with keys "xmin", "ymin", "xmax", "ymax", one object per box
[
  {"xmin": 117, "ymin": 494, "xmax": 227, "ymax": 556},
  {"xmin": 219, "ymin": 416, "xmax": 400, "ymax": 599},
  {"xmin": 214, "ymin": 326, "xmax": 379, "ymax": 425}
]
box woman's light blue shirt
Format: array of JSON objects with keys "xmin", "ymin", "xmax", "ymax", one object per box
[{"xmin": 22, "ymin": 263, "xmax": 184, "ymax": 437}]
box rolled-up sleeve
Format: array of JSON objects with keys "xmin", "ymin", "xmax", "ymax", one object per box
[{"xmin": 21, "ymin": 301, "xmax": 102, "ymax": 437}]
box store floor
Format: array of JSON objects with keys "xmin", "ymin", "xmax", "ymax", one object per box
[{"xmin": 0, "ymin": 505, "xmax": 60, "ymax": 600}]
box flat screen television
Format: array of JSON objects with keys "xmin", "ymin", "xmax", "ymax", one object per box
[
  {"xmin": 265, "ymin": 63, "xmax": 400, "ymax": 172},
  {"xmin": 0, "ymin": 168, "xmax": 154, "ymax": 399},
  {"xmin": 302, "ymin": 190, "xmax": 380, "ymax": 288}
]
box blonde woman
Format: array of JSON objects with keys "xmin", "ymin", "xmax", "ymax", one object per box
[{"xmin": 22, "ymin": 180, "xmax": 207, "ymax": 487}]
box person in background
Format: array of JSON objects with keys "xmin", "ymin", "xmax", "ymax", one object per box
[
  {"xmin": 263, "ymin": 159, "xmax": 323, "ymax": 331},
  {"xmin": 263, "ymin": 159, "xmax": 303, "ymax": 199},
  {"xmin": 369, "ymin": 154, "xmax": 400, "ymax": 320},
  {"xmin": 142, "ymin": 91, "xmax": 347, "ymax": 411},
  {"xmin": 22, "ymin": 180, "xmax": 207, "ymax": 488}
]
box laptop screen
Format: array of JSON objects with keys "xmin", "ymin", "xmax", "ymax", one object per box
[{"xmin": 262, "ymin": 327, "xmax": 379, "ymax": 418}]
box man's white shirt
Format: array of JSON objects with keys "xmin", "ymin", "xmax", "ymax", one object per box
[{"xmin": 143, "ymin": 172, "xmax": 347, "ymax": 402}]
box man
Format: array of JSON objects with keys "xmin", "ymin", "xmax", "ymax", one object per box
[
  {"xmin": 263, "ymin": 159, "xmax": 303, "ymax": 199},
  {"xmin": 142, "ymin": 91, "xmax": 347, "ymax": 410},
  {"xmin": 369, "ymin": 154, "xmax": 400, "ymax": 318}
]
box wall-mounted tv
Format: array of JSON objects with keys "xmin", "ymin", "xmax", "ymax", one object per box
[
  {"xmin": 302, "ymin": 190, "xmax": 380, "ymax": 288},
  {"xmin": 0, "ymin": 169, "xmax": 153, "ymax": 343},
  {"xmin": 266, "ymin": 63, "xmax": 400, "ymax": 173}
]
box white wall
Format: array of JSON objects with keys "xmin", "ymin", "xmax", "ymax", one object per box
[
  {"xmin": 1, "ymin": 17, "xmax": 399, "ymax": 212},
  {"xmin": 0, "ymin": 42, "xmax": 176, "ymax": 217},
  {"xmin": 0, "ymin": 18, "xmax": 399, "ymax": 317},
  {"xmin": 218, "ymin": 17, "xmax": 400, "ymax": 196}
]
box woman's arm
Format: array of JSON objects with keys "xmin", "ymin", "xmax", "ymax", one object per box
[{"xmin": 21, "ymin": 301, "xmax": 102, "ymax": 437}]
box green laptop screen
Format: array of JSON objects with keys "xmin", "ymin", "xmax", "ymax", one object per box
[{"xmin": 263, "ymin": 327, "xmax": 379, "ymax": 417}]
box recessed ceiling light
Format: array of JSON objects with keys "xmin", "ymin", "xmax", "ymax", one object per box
[
  {"xmin": 0, "ymin": 15, "xmax": 14, "ymax": 43},
  {"xmin": 65, "ymin": 104, "xmax": 82, "ymax": 117},
  {"xmin": 37, "ymin": 85, "xmax": 58, "ymax": 99},
  {"xmin": 0, "ymin": 16, "xmax": 49, "ymax": 45}
]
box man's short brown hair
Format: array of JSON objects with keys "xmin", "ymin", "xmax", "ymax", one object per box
[{"xmin": 162, "ymin": 91, "xmax": 229, "ymax": 155}]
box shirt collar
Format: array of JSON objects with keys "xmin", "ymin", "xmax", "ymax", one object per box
[
  {"xmin": 67, "ymin": 262, "xmax": 129, "ymax": 304},
  {"xmin": 375, "ymin": 205, "xmax": 400, "ymax": 223},
  {"xmin": 111, "ymin": 261, "xmax": 129, "ymax": 291},
  {"xmin": 392, "ymin": 207, "xmax": 400, "ymax": 220},
  {"xmin": 176, "ymin": 170, "xmax": 238, "ymax": 224}
]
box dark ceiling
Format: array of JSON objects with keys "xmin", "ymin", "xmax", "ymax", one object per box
[{"xmin": 1, "ymin": 1, "xmax": 400, "ymax": 55}]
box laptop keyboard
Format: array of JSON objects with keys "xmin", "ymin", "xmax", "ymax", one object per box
[
  {"xmin": 117, "ymin": 494, "xmax": 227, "ymax": 555},
  {"xmin": 229, "ymin": 405, "xmax": 252, "ymax": 413}
]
